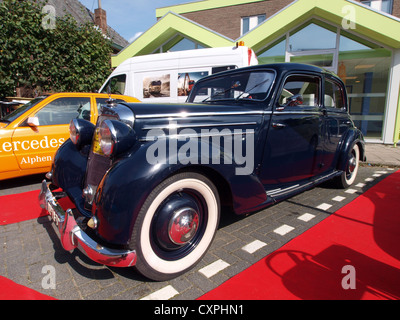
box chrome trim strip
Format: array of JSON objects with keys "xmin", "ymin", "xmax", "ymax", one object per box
[
  {"xmin": 275, "ymin": 111, "xmax": 320, "ymax": 115},
  {"xmin": 142, "ymin": 122, "xmax": 258, "ymax": 131},
  {"xmin": 266, "ymin": 171, "xmax": 341, "ymax": 197},
  {"xmin": 136, "ymin": 111, "xmax": 270, "ymax": 119},
  {"xmin": 267, "ymin": 184, "xmax": 300, "ymax": 196},
  {"xmin": 139, "ymin": 130, "xmax": 255, "ymax": 142},
  {"xmin": 313, "ymin": 171, "xmax": 338, "ymax": 183}
]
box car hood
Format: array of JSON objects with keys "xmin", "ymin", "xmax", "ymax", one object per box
[
  {"xmin": 0, "ymin": 122, "xmax": 8, "ymax": 129},
  {"xmin": 118, "ymin": 102, "xmax": 265, "ymax": 142}
]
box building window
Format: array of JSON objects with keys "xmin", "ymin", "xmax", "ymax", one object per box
[
  {"xmin": 256, "ymin": 19, "xmax": 392, "ymax": 141},
  {"xmin": 153, "ymin": 35, "xmax": 205, "ymax": 53},
  {"xmin": 339, "ymin": 31, "xmax": 391, "ymax": 140},
  {"xmin": 288, "ymin": 22, "xmax": 337, "ymax": 52},
  {"xmin": 360, "ymin": 0, "xmax": 393, "ymax": 14},
  {"xmin": 241, "ymin": 14, "xmax": 266, "ymax": 35},
  {"xmin": 167, "ymin": 38, "xmax": 203, "ymax": 52}
]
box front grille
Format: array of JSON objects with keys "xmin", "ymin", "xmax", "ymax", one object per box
[
  {"xmin": 86, "ymin": 151, "xmax": 111, "ymax": 188},
  {"xmin": 83, "ymin": 150, "xmax": 112, "ymax": 210},
  {"xmin": 83, "ymin": 119, "xmax": 113, "ymax": 210},
  {"xmin": 82, "ymin": 104, "xmax": 135, "ymax": 211}
]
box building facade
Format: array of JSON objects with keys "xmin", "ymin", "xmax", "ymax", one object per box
[{"xmin": 112, "ymin": 0, "xmax": 400, "ymax": 145}]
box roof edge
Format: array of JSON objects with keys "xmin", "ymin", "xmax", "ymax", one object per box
[
  {"xmin": 156, "ymin": 0, "xmax": 266, "ymax": 18},
  {"xmin": 111, "ymin": 12, "xmax": 234, "ymax": 67}
]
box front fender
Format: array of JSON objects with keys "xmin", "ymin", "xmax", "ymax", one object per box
[
  {"xmin": 94, "ymin": 143, "xmax": 183, "ymax": 246},
  {"xmin": 94, "ymin": 134, "xmax": 265, "ymax": 246},
  {"xmin": 52, "ymin": 140, "xmax": 90, "ymax": 215}
]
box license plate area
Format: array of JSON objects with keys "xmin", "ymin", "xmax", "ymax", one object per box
[{"xmin": 47, "ymin": 202, "xmax": 61, "ymax": 226}]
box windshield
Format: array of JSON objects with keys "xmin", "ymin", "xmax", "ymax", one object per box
[
  {"xmin": 188, "ymin": 70, "xmax": 275, "ymax": 103},
  {"xmin": 1, "ymin": 96, "xmax": 47, "ymax": 123}
]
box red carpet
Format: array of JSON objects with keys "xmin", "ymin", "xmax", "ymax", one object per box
[
  {"xmin": 0, "ymin": 276, "xmax": 56, "ymax": 300},
  {"xmin": 0, "ymin": 190, "xmax": 46, "ymax": 225},
  {"xmin": 1, "ymin": 190, "xmax": 56, "ymax": 300},
  {"xmin": 199, "ymin": 170, "xmax": 400, "ymax": 300}
]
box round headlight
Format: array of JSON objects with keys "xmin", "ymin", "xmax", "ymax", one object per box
[
  {"xmin": 99, "ymin": 119, "xmax": 136, "ymax": 157},
  {"xmin": 69, "ymin": 119, "xmax": 95, "ymax": 149},
  {"xmin": 69, "ymin": 120, "xmax": 79, "ymax": 145},
  {"xmin": 99, "ymin": 120, "xmax": 115, "ymax": 156}
]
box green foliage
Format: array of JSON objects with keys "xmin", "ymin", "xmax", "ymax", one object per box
[{"xmin": 0, "ymin": 0, "xmax": 113, "ymax": 97}]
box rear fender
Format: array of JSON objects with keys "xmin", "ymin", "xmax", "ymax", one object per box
[{"xmin": 337, "ymin": 128, "xmax": 366, "ymax": 172}]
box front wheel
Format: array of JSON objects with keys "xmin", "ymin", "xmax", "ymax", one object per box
[
  {"xmin": 130, "ymin": 172, "xmax": 220, "ymax": 281},
  {"xmin": 335, "ymin": 144, "xmax": 360, "ymax": 188}
]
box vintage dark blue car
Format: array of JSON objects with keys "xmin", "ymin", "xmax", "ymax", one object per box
[{"xmin": 39, "ymin": 63, "xmax": 365, "ymax": 281}]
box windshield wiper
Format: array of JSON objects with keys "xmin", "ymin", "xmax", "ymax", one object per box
[
  {"xmin": 202, "ymin": 87, "xmax": 234, "ymax": 103},
  {"xmin": 235, "ymin": 79, "xmax": 271, "ymax": 101}
]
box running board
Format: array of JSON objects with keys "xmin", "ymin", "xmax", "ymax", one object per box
[{"xmin": 265, "ymin": 171, "xmax": 341, "ymax": 199}]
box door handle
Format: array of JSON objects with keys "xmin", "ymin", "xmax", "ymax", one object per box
[{"xmin": 272, "ymin": 123, "xmax": 286, "ymax": 129}]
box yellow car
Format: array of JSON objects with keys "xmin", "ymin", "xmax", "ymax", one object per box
[{"xmin": 0, "ymin": 92, "xmax": 140, "ymax": 180}]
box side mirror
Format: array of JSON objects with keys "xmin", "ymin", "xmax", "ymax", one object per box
[{"xmin": 27, "ymin": 117, "xmax": 39, "ymax": 127}]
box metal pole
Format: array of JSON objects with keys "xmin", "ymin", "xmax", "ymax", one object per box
[{"xmin": 98, "ymin": 0, "xmax": 102, "ymax": 9}]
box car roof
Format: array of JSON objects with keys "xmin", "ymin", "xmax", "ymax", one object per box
[
  {"xmin": 205, "ymin": 63, "xmax": 336, "ymax": 78},
  {"xmin": 39, "ymin": 92, "xmax": 140, "ymax": 102}
]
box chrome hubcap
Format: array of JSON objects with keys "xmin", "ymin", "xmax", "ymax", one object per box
[
  {"xmin": 168, "ymin": 208, "xmax": 200, "ymax": 245},
  {"xmin": 151, "ymin": 190, "xmax": 207, "ymax": 260},
  {"xmin": 348, "ymin": 155, "xmax": 357, "ymax": 174}
]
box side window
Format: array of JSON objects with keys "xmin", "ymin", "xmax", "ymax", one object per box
[
  {"xmin": 324, "ymin": 79, "xmax": 345, "ymax": 110},
  {"xmin": 101, "ymin": 74, "xmax": 126, "ymax": 95},
  {"xmin": 34, "ymin": 97, "xmax": 91, "ymax": 125},
  {"xmin": 279, "ymin": 75, "xmax": 320, "ymax": 107}
]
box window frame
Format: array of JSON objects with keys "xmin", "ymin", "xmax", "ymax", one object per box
[
  {"xmin": 241, "ymin": 14, "xmax": 266, "ymax": 35},
  {"xmin": 277, "ymin": 73, "xmax": 322, "ymax": 109},
  {"xmin": 323, "ymin": 78, "xmax": 347, "ymax": 112},
  {"xmin": 360, "ymin": 0, "xmax": 393, "ymax": 14}
]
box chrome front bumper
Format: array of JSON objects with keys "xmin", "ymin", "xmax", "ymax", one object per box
[{"xmin": 39, "ymin": 180, "xmax": 136, "ymax": 268}]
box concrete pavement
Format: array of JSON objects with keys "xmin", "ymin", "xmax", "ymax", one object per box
[{"xmin": 364, "ymin": 143, "xmax": 400, "ymax": 167}]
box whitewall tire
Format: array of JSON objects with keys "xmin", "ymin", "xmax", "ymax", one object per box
[
  {"xmin": 130, "ymin": 172, "xmax": 220, "ymax": 281},
  {"xmin": 337, "ymin": 144, "xmax": 360, "ymax": 188}
]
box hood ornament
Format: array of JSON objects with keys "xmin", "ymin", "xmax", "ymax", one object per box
[{"xmin": 106, "ymin": 84, "xmax": 117, "ymax": 107}]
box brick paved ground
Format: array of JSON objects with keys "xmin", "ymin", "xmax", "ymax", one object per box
[{"xmin": 0, "ymin": 165, "xmax": 397, "ymax": 300}]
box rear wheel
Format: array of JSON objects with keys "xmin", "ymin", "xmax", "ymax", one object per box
[
  {"xmin": 336, "ymin": 144, "xmax": 360, "ymax": 188},
  {"xmin": 130, "ymin": 172, "xmax": 220, "ymax": 281}
]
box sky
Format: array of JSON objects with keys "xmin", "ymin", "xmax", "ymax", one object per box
[{"xmin": 78, "ymin": 0, "xmax": 198, "ymax": 43}]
